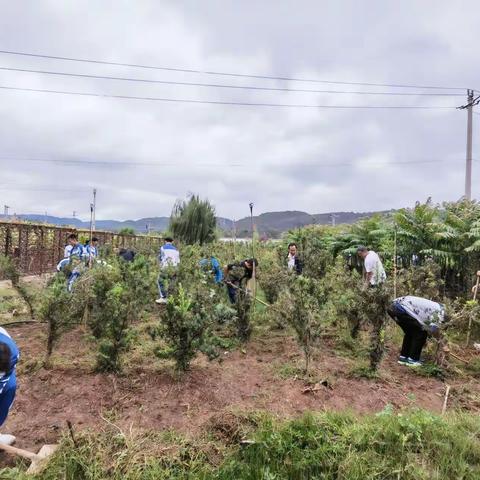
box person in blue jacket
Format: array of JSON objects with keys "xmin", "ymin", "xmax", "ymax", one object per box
[
  {"xmin": 199, "ymin": 256, "xmax": 224, "ymax": 284},
  {"xmin": 0, "ymin": 327, "xmax": 19, "ymax": 445},
  {"xmin": 85, "ymin": 237, "xmax": 99, "ymax": 261},
  {"xmin": 56, "ymin": 234, "xmax": 86, "ymax": 292}
]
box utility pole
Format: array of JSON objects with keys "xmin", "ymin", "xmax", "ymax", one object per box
[
  {"xmin": 73, "ymin": 210, "xmax": 76, "ymax": 219},
  {"xmin": 465, "ymin": 89, "xmax": 474, "ymax": 200},
  {"xmin": 459, "ymin": 89, "xmax": 479, "ymax": 199},
  {"xmin": 92, "ymin": 188, "xmax": 97, "ymax": 231},
  {"xmin": 232, "ymin": 218, "xmax": 237, "ymax": 258},
  {"xmin": 249, "ymin": 203, "xmax": 256, "ymax": 317},
  {"xmin": 3, "ymin": 205, "xmax": 9, "ymax": 216}
]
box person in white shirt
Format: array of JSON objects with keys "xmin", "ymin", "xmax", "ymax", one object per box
[
  {"xmin": 357, "ymin": 246, "xmax": 386, "ymax": 286},
  {"xmin": 156, "ymin": 237, "xmax": 180, "ymax": 304},
  {"xmin": 387, "ymin": 295, "xmax": 447, "ymax": 367}
]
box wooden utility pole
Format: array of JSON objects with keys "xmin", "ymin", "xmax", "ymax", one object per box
[{"xmin": 465, "ymin": 89, "xmax": 474, "ymax": 200}]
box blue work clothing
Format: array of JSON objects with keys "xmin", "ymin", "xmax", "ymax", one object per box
[
  {"xmin": 199, "ymin": 257, "xmax": 224, "ymax": 284},
  {"xmin": 0, "ymin": 328, "xmax": 19, "ymax": 426}
]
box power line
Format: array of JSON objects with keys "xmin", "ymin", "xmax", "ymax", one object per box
[
  {"xmin": 0, "ymin": 85, "xmax": 458, "ymax": 109},
  {"xmin": 0, "ymin": 66, "xmax": 465, "ymax": 97},
  {"xmin": 0, "ymin": 157, "xmax": 243, "ymax": 167},
  {"xmin": 0, "ymin": 156, "xmax": 474, "ymax": 169},
  {"xmin": 0, "ymin": 49, "xmax": 468, "ymax": 91}
]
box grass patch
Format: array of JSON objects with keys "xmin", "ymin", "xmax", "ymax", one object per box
[
  {"xmin": 3, "ymin": 408, "xmax": 479, "ymax": 479},
  {"xmin": 413, "ymin": 363, "xmax": 446, "ymax": 380},
  {"xmin": 348, "ymin": 364, "xmax": 381, "ymax": 380}
]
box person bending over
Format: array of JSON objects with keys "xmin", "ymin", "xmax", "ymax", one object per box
[
  {"xmin": 224, "ymin": 258, "xmax": 258, "ymax": 304},
  {"xmin": 200, "ymin": 256, "xmax": 224, "ymax": 284},
  {"xmin": 387, "ymin": 295, "xmax": 447, "ymax": 367}
]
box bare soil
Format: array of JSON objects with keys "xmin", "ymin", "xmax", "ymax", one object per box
[{"xmin": 2, "ymin": 321, "xmax": 479, "ymax": 460}]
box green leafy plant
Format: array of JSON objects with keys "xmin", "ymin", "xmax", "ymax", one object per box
[
  {"xmin": 160, "ymin": 284, "xmax": 214, "ymax": 372},
  {"xmin": 95, "ymin": 283, "xmax": 135, "ymax": 373},
  {"xmin": 0, "ymin": 255, "xmax": 36, "ymax": 318},
  {"xmin": 38, "ymin": 275, "xmax": 75, "ymax": 365},
  {"xmin": 275, "ymin": 276, "xmax": 323, "ymax": 373}
]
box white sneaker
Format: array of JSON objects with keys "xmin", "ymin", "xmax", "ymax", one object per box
[
  {"xmin": 0, "ymin": 434, "xmax": 16, "ymax": 445},
  {"xmin": 155, "ymin": 298, "xmax": 167, "ymax": 304}
]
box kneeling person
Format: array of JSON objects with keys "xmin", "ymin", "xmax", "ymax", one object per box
[{"xmin": 387, "ymin": 296, "xmax": 446, "ymax": 367}]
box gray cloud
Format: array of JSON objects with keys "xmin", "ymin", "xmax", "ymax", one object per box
[{"xmin": 0, "ymin": 0, "xmax": 479, "ymax": 221}]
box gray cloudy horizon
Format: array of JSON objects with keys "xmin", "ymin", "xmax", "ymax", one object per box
[{"xmin": 0, "ymin": 0, "xmax": 479, "ymax": 221}]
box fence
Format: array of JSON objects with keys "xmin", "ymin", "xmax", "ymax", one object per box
[{"xmin": 0, "ymin": 221, "xmax": 163, "ymax": 276}]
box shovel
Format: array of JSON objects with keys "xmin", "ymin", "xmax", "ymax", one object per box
[{"xmin": 0, "ymin": 442, "xmax": 59, "ymax": 474}]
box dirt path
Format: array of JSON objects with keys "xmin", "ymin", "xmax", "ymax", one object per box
[{"xmin": 2, "ymin": 322, "xmax": 477, "ymax": 458}]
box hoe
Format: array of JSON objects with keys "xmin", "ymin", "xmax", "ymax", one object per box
[{"xmin": 0, "ymin": 442, "xmax": 58, "ymax": 474}]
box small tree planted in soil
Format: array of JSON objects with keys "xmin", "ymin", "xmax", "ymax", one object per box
[
  {"xmin": 92, "ymin": 256, "xmax": 154, "ymax": 372},
  {"xmin": 96, "ymin": 283, "xmax": 134, "ymax": 373},
  {"xmin": 235, "ymin": 287, "xmax": 253, "ymax": 342},
  {"xmin": 275, "ymin": 276, "xmax": 323, "ymax": 374},
  {"xmin": 358, "ymin": 284, "xmax": 391, "ymax": 371},
  {"xmin": 0, "ymin": 255, "xmax": 36, "ymax": 318},
  {"xmin": 38, "ymin": 275, "xmax": 74, "ymax": 365},
  {"xmin": 160, "ymin": 284, "xmax": 213, "ymax": 372}
]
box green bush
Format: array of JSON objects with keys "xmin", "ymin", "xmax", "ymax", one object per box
[
  {"xmin": 275, "ymin": 275, "xmax": 324, "ymax": 373},
  {"xmin": 159, "ymin": 284, "xmax": 214, "ymax": 372},
  {"xmin": 38, "ymin": 275, "xmax": 75, "ymax": 363},
  {"xmin": 0, "ymin": 255, "xmax": 35, "ymax": 317},
  {"xmin": 95, "ymin": 283, "xmax": 134, "ymax": 373}
]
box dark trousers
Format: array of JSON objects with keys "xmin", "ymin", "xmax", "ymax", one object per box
[
  {"xmin": 387, "ymin": 306, "xmax": 428, "ymax": 361},
  {"xmin": 227, "ymin": 284, "xmax": 237, "ymax": 304}
]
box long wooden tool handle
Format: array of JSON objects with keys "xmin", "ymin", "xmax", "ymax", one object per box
[
  {"xmin": 473, "ymin": 275, "xmax": 480, "ymax": 301},
  {"xmin": 225, "ymin": 281, "xmax": 272, "ymax": 308},
  {"xmin": 0, "ymin": 442, "xmax": 39, "ymax": 461}
]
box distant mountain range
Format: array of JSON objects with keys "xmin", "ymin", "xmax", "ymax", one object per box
[{"xmin": 0, "ymin": 209, "xmax": 392, "ymax": 237}]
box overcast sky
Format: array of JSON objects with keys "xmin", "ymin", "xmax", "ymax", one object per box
[{"xmin": 1, "ymin": 0, "xmax": 479, "ymax": 220}]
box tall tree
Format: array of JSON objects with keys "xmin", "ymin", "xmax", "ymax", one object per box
[{"xmin": 170, "ymin": 195, "xmax": 216, "ymax": 245}]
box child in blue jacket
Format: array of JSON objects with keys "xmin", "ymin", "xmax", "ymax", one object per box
[{"xmin": 0, "ymin": 327, "xmax": 19, "ymax": 445}]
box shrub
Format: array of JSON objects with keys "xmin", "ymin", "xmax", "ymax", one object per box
[
  {"xmin": 396, "ymin": 259, "xmax": 444, "ymax": 300},
  {"xmin": 275, "ymin": 276, "xmax": 324, "ymax": 373},
  {"xmin": 257, "ymin": 250, "xmax": 290, "ymax": 304},
  {"xmin": 159, "ymin": 284, "xmax": 213, "ymax": 372},
  {"xmin": 234, "ymin": 287, "xmax": 253, "ymax": 342},
  {"xmin": 95, "ymin": 283, "xmax": 134, "ymax": 373},
  {"xmin": 38, "ymin": 275, "xmax": 74, "ymax": 364},
  {"xmin": 0, "ymin": 255, "xmax": 35, "ymax": 318},
  {"xmin": 358, "ymin": 283, "xmax": 391, "ymax": 371}
]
